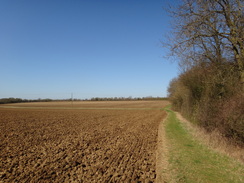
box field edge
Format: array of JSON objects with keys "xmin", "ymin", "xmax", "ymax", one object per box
[{"xmin": 163, "ymin": 106, "xmax": 244, "ymax": 182}]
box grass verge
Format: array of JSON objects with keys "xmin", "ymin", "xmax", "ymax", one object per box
[{"xmin": 164, "ymin": 106, "xmax": 244, "ymax": 183}]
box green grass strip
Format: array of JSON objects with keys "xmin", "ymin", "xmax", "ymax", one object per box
[{"xmin": 164, "ymin": 105, "xmax": 244, "ymax": 183}]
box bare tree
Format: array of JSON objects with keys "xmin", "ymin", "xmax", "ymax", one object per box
[{"xmin": 167, "ymin": 0, "xmax": 244, "ymax": 85}]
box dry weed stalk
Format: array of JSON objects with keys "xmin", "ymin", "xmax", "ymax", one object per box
[{"xmin": 175, "ymin": 112, "xmax": 244, "ymax": 164}]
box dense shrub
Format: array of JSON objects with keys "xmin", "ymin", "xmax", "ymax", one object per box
[{"xmin": 168, "ymin": 63, "xmax": 244, "ymax": 145}]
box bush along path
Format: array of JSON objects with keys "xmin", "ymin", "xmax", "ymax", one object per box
[{"xmin": 162, "ymin": 106, "xmax": 244, "ymax": 183}]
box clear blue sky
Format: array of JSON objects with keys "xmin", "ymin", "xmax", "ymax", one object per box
[{"xmin": 0, "ymin": 0, "xmax": 178, "ymax": 99}]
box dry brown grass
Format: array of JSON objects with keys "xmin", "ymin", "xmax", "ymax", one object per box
[{"xmin": 175, "ymin": 112, "xmax": 244, "ymax": 164}]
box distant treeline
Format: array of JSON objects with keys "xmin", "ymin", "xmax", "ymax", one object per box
[
  {"xmin": 0, "ymin": 97, "xmax": 167, "ymax": 104},
  {"xmin": 167, "ymin": 1, "xmax": 244, "ymax": 145},
  {"xmin": 88, "ymin": 97, "xmax": 167, "ymax": 101},
  {"xmin": 0, "ymin": 98, "xmax": 53, "ymax": 104}
]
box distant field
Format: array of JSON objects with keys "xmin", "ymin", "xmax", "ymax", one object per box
[
  {"xmin": 0, "ymin": 101, "xmax": 168, "ymax": 182},
  {"xmin": 0, "ymin": 100, "xmax": 166, "ymax": 109}
]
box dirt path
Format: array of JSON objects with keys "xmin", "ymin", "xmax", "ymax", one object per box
[
  {"xmin": 156, "ymin": 113, "xmax": 170, "ymax": 183},
  {"xmin": 0, "ymin": 105, "xmax": 167, "ymax": 182}
]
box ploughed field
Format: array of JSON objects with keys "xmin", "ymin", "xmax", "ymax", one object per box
[{"xmin": 0, "ymin": 101, "xmax": 168, "ymax": 182}]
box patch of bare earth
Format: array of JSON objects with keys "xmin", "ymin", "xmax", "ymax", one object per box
[
  {"xmin": 156, "ymin": 113, "xmax": 172, "ymax": 183},
  {"xmin": 1, "ymin": 101, "xmax": 167, "ymax": 109},
  {"xmin": 0, "ymin": 101, "xmax": 168, "ymax": 182}
]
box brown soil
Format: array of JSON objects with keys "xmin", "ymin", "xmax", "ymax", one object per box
[
  {"xmin": 0, "ymin": 101, "xmax": 168, "ymax": 182},
  {"xmin": 1, "ymin": 101, "xmax": 166, "ymax": 109},
  {"xmin": 156, "ymin": 113, "xmax": 171, "ymax": 183}
]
